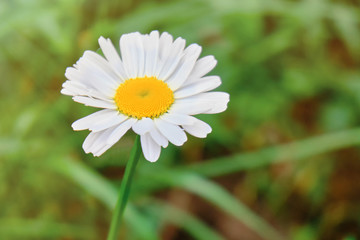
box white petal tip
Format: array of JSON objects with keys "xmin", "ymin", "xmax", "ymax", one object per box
[
  {"xmin": 145, "ymin": 156, "xmax": 159, "ymax": 162},
  {"xmin": 83, "ymin": 147, "xmax": 90, "ymax": 154},
  {"xmin": 197, "ymin": 128, "xmax": 212, "ymax": 138},
  {"xmin": 71, "ymin": 123, "xmax": 80, "ymax": 131},
  {"xmin": 60, "ymin": 89, "xmax": 72, "ymax": 96},
  {"xmin": 71, "ymin": 120, "xmax": 89, "ymax": 131},
  {"xmin": 173, "ymin": 139, "xmax": 187, "ymax": 147}
]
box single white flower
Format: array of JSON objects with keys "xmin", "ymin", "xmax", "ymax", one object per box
[{"xmin": 62, "ymin": 31, "xmax": 229, "ymax": 162}]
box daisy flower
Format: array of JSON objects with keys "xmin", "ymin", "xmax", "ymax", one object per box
[{"xmin": 61, "ymin": 31, "xmax": 229, "ymax": 162}]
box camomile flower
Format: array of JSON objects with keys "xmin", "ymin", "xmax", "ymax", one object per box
[{"xmin": 61, "ymin": 31, "xmax": 229, "ymax": 162}]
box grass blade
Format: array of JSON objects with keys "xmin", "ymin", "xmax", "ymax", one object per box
[
  {"xmin": 184, "ymin": 128, "xmax": 360, "ymax": 177},
  {"xmin": 145, "ymin": 171, "xmax": 284, "ymax": 240},
  {"xmin": 148, "ymin": 200, "xmax": 224, "ymax": 240}
]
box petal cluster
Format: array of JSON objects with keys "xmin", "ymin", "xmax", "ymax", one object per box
[{"xmin": 62, "ymin": 31, "xmax": 229, "ymax": 162}]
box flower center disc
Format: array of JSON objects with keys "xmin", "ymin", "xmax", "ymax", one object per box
[{"xmin": 114, "ymin": 77, "xmax": 174, "ymax": 119}]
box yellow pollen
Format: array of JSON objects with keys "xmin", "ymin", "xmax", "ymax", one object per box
[{"xmin": 114, "ymin": 76, "xmax": 174, "ymax": 119}]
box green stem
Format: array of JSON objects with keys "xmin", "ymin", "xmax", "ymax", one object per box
[{"xmin": 107, "ymin": 135, "xmax": 142, "ymax": 240}]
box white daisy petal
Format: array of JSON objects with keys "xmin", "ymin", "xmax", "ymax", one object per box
[
  {"xmin": 119, "ymin": 33, "xmax": 135, "ymax": 78},
  {"xmin": 166, "ymin": 44, "xmax": 202, "ymax": 90},
  {"xmin": 144, "ymin": 30, "xmax": 159, "ymax": 77},
  {"xmin": 80, "ymin": 51, "xmax": 120, "ymax": 86},
  {"xmin": 158, "ymin": 37, "xmax": 186, "ymax": 80},
  {"xmin": 73, "ymin": 96, "xmax": 117, "ymax": 109},
  {"xmin": 90, "ymin": 113, "xmax": 128, "ymax": 132},
  {"xmin": 61, "ymin": 88, "xmax": 75, "ymax": 96},
  {"xmin": 132, "ymin": 117, "xmax": 154, "ymax": 135},
  {"xmin": 88, "ymin": 128, "xmax": 115, "ymax": 154},
  {"xmin": 65, "ymin": 67, "xmax": 83, "ymax": 83},
  {"xmin": 171, "ymin": 92, "xmax": 229, "ymax": 115},
  {"xmin": 154, "ymin": 119, "xmax": 187, "ymax": 146},
  {"xmin": 135, "ymin": 34, "xmax": 145, "ymax": 77},
  {"xmin": 82, "ymin": 131, "xmax": 99, "ymax": 153},
  {"xmin": 65, "ymin": 67, "xmax": 109, "ymax": 97},
  {"xmin": 98, "ymin": 36, "xmax": 128, "ymax": 80},
  {"xmin": 106, "ymin": 118, "xmax": 137, "ymax": 145},
  {"xmin": 86, "ymin": 123, "xmax": 134, "ymax": 157},
  {"xmin": 161, "ymin": 113, "xmax": 195, "ymax": 125},
  {"xmin": 62, "ymin": 81, "xmax": 84, "ymax": 95},
  {"xmin": 93, "ymin": 144, "xmax": 114, "ymax": 157},
  {"xmin": 149, "ymin": 127, "xmax": 168, "ymax": 148},
  {"xmin": 155, "ymin": 32, "xmax": 173, "ymax": 76},
  {"xmin": 159, "ymin": 32, "xmax": 173, "ymax": 58},
  {"xmin": 136, "ymin": 34, "xmax": 146, "ymax": 77},
  {"xmin": 72, "ymin": 59, "xmax": 117, "ymax": 97},
  {"xmin": 201, "ymin": 92, "xmax": 230, "ymax": 114},
  {"xmin": 182, "ymin": 117, "xmax": 212, "ymax": 138},
  {"xmin": 72, "ymin": 109, "xmax": 116, "ymax": 131},
  {"xmin": 141, "ymin": 133, "xmax": 161, "ymax": 162},
  {"xmin": 174, "ymin": 76, "xmax": 222, "ymax": 99},
  {"xmin": 186, "ymin": 55, "xmax": 217, "ymax": 82},
  {"xmin": 120, "ymin": 32, "xmax": 144, "ymax": 78},
  {"xmin": 62, "ymin": 80, "xmax": 110, "ymax": 100},
  {"xmin": 170, "ymin": 100, "xmax": 211, "ymax": 115},
  {"xmin": 82, "ymin": 126, "xmax": 116, "ymax": 154}
]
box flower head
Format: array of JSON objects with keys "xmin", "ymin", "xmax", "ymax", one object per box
[{"xmin": 62, "ymin": 31, "xmax": 229, "ymax": 162}]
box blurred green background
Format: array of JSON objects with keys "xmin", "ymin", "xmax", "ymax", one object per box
[{"xmin": 1, "ymin": 0, "xmax": 360, "ymax": 239}]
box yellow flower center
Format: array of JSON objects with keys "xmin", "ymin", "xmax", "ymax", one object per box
[{"xmin": 114, "ymin": 76, "xmax": 174, "ymax": 119}]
